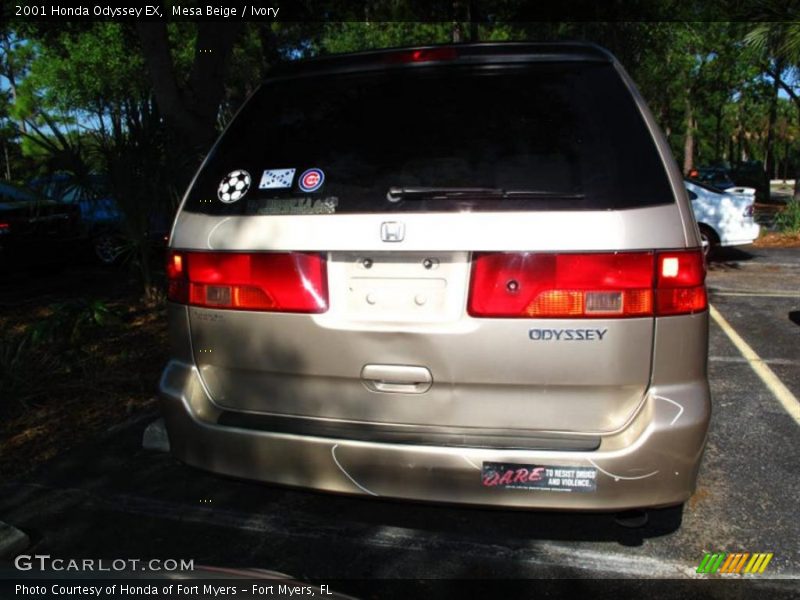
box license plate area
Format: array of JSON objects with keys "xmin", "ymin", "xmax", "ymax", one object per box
[{"xmin": 327, "ymin": 251, "xmax": 470, "ymax": 322}]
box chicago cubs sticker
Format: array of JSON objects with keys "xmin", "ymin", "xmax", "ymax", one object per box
[
  {"xmin": 482, "ymin": 462, "xmax": 597, "ymax": 492},
  {"xmin": 298, "ymin": 168, "xmax": 325, "ymax": 193},
  {"xmin": 259, "ymin": 168, "xmax": 295, "ymax": 189},
  {"xmin": 218, "ymin": 170, "xmax": 251, "ymax": 203}
]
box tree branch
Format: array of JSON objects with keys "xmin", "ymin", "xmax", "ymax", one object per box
[
  {"xmin": 137, "ymin": 22, "xmax": 242, "ymax": 154},
  {"xmin": 135, "ymin": 23, "xmax": 201, "ymax": 140},
  {"xmin": 765, "ymin": 66, "xmax": 800, "ymax": 107},
  {"xmin": 185, "ymin": 22, "xmax": 243, "ymax": 146}
]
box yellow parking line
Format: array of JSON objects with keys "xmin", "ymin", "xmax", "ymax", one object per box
[
  {"xmin": 710, "ymin": 305, "xmax": 800, "ymax": 426},
  {"xmin": 710, "ymin": 291, "xmax": 799, "ymax": 298}
]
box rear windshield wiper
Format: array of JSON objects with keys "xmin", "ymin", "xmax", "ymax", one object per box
[{"xmin": 386, "ymin": 187, "xmax": 585, "ymax": 202}]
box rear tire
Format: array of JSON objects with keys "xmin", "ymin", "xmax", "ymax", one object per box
[
  {"xmin": 93, "ymin": 232, "xmax": 126, "ymax": 266},
  {"xmin": 698, "ymin": 225, "xmax": 719, "ymax": 258},
  {"xmin": 614, "ymin": 509, "xmax": 649, "ymax": 528},
  {"xmin": 648, "ymin": 503, "xmax": 685, "ymax": 532},
  {"xmin": 614, "ymin": 503, "xmax": 685, "ymax": 531}
]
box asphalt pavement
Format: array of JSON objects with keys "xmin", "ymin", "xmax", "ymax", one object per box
[{"xmin": 1, "ymin": 247, "xmax": 798, "ymax": 594}]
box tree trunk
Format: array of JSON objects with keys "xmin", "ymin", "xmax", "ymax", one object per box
[
  {"xmin": 452, "ymin": 0, "xmax": 464, "ymax": 42},
  {"xmin": 2, "ymin": 140, "xmax": 10, "ymax": 180},
  {"xmin": 784, "ymin": 139, "xmax": 790, "ymax": 181},
  {"xmin": 136, "ymin": 22, "xmax": 242, "ymax": 160},
  {"xmin": 0, "ymin": 35, "xmax": 27, "ymax": 136},
  {"xmin": 795, "ymin": 106, "xmax": 800, "ymax": 202},
  {"xmin": 795, "ymin": 171, "xmax": 800, "ymax": 202},
  {"xmin": 765, "ymin": 59, "xmax": 782, "ymax": 181},
  {"xmin": 468, "ymin": 0, "xmax": 479, "ymax": 42},
  {"xmin": 452, "ymin": 22, "xmax": 463, "ymax": 43},
  {"xmin": 258, "ymin": 23, "xmax": 281, "ymax": 80},
  {"xmin": 683, "ymin": 98, "xmax": 695, "ymax": 175}
]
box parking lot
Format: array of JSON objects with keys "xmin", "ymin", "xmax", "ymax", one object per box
[{"xmin": 1, "ymin": 246, "xmax": 799, "ymax": 587}]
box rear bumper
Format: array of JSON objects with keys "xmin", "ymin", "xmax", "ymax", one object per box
[
  {"xmin": 719, "ymin": 221, "xmax": 760, "ymax": 247},
  {"xmin": 159, "ymin": 360, "xmax": 710, "ymax": 510}
]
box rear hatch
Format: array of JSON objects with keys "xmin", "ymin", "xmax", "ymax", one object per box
[{"xmin": 170, "ymin": 45, "xmax": 694, "ymax": 439}]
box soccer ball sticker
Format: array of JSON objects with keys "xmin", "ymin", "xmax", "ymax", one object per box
[{"xmin": 217, "ymin": 170, "xmax": 251, "ymax": 203}]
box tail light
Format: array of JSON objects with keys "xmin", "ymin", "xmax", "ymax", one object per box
[
  {"xmin": 744, "ymin": 204, "xmax": 754, "ymax": 217},
  {"xmin": 0, "ymin": 222, "xmax": 9, "ymax": 234},
  {"xmin": 386, "ymin": 47, "xmax": 459, "ymax": 64},
  {"xmin": 655, "ymin": 251, "xmax": 707, "ymax": 316},
  {"xmin": 166, "ymin": 250, "xmax": 328, "ymax": 313},
  {"xmin": 468, "ymin": 250, "xmax": 706, "ymax": 318}
]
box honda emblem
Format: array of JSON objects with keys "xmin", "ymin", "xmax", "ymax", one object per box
[{"xmin": 381, "ymin": 222, "xmax": 405, "ymax": 242}]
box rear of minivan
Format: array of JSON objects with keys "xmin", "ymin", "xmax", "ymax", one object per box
[{"xmin": 160, "ymin": 43, "xmax": 710, "ymax": 512}]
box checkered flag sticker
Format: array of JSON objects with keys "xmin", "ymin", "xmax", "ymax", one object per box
[
  {"xmin": 259, "ymin": 168, "xmax": 296, "ymax": 189},
  {"xmin": 218, "ymin": 170, "xmax": 251, "ymax": 203}
]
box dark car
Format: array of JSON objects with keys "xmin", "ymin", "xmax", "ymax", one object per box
[
  {"xmin": 689, "ymin": 163, "xmax": 770, "ymax": 202},
  {"xmin": 28, "ymin": 173, "xmax": 126, "ymax": 264},
  {"xmin": 729, "ymin": 161, "xmax": 770, "ymax": 203},
  {"xmin": 687, "ymin": 167, "xmax": 736, "ymax": 190},
  {"xmin": 0, "ymin": 181, "xmax": 84, "ymax": 270},
  {"xmin": 29, "ymin": 173, "xmax": 171, "ymax": 265}
]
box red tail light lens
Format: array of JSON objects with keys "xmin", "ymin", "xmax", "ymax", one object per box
[
  {"xmin": 468, "ymin": 250, "xmax": 706, "ymax": 318},
  {"xmin": 0, "ymin": 222, "xmax": 9, "ymax": 234},
  {"xmin": 166, "ymin": 251, "xmax": 188, "ymax": 304},
  {"xmin": 386, "ymin": 47, "xmax": 459, "ymax": 64},
  {"xmin": 655, "ymin": 250, "xmax": 707, "ymax": 315},
  {"xmin": 166, "ymin": 251, "xmax": 328, "ymax": 313},
  {"xmin": 469, "ymin": 252, "xmax": 655, "ymax": 318}
]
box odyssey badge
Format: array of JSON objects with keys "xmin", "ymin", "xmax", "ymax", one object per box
[{"xmin": 529, "ymin": 328, "xmax": 608, "ymax": 341}]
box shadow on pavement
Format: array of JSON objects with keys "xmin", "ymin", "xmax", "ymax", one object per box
[
  {"xmin": 707, "ymin": 246, "xmax": 755, "ymax": 266},
  {"xmin": 0, "ymin": 417, "xmax": 684, "ymax": 581}
]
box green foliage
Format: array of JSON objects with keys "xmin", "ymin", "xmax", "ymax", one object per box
[
  {"xmin": 318, "ymin": 22, "xmax": 453, "ymax": 54},
  {"xmin": 746, "ymin": 21, "xmax": 800, "ymax": 63},
  {"xmin": 0, "ymin": 300, "xmax": 119, "ymax": 410},
  {"xmin": 27, "ymin": 299, "xmax": 119, "ymax": 345},
  {"xmin": 21, "ymin": 24, "xmax": 146, "ymax": 113},
  {"xmin": 776, "ymin": 200, "xmax": 800, "ymax": 233},
  {"xmin": 2, "ymin": 23, "xmax": 186, "ymax": 294},
  {"xmin": 2, "ymin": 17, "xmax": 800, "ymax": 253},
  {"xmin": 0, "ymin": 333, "xmax": 61, "ymax": 410}
]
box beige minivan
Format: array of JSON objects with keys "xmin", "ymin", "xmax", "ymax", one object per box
[{"xmin": 161, "ymin": 42, "xmax": 710, "ymax": 520}]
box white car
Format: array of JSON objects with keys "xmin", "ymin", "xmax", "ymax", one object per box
[{"xmin": 685, "ymin": 180, "xmax": 760, "ymax": 254}]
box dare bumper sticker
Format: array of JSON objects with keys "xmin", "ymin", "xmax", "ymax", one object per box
[{"xmin": 482, "ymin": 462, "xmax": 597, "ymax": 492}]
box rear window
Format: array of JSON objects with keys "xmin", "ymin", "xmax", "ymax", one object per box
[{"xmin": 184, "ymin": 61, "xmax": 674, "ymax": 216}]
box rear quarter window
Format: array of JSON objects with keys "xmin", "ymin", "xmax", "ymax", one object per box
[{"xmin": 184, "ymin": 61, "xmax": 674, "ymax": 215}]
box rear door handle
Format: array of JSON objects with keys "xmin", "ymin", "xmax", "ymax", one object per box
[{"xmin": 361, "ymin": 364, "xmax": 433, "ymax": 394}]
